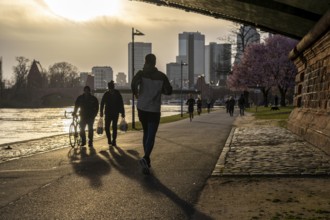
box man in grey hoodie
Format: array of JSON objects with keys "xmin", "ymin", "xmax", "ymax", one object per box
[{"xmin": 131, "ymin": 53, "xmax": 172, "ymax": 174}]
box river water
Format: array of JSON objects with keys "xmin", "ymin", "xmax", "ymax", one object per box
[{"xmin": 0, "ymin": 105, "xmax": 185, "ymax": 146}]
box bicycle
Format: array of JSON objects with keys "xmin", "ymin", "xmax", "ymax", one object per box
[{"xmin": 65, "ymin": 111, "xmax": 81, "ymax": 148}]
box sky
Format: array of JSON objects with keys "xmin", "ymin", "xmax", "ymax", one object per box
[{"xmin": 0, "ymin": 0, "xmax": 235, "ymax": 82}]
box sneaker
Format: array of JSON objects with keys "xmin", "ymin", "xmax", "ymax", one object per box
[
  {"xmin": 139, "ymin": 158, "xmax": 150, "ymax": 175},
  {"xmin": 112, "ymin": 140, "xmax": 117, "ymax": 146}
]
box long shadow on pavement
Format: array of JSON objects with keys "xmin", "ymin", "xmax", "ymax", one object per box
[
  {"xmin": 68, "ymin": 146, "xmax": 111, "ymax": 188},
  {"xmin": 99, "ymin": 145, "xmax": 212, "ymax": 220}
]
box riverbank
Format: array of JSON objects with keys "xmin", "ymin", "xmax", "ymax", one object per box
[{"xmin": 0, "ymin": 110, "xmax": 194, "ymax": 163}]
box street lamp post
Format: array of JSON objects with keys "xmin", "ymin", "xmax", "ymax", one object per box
[
  {"xmin": 180, "ymin": 61, "xmax": 187, "ymax": 117},
  {"xmin": 131, "ymin": 28, "xmax": 144, "ymax": 129}
]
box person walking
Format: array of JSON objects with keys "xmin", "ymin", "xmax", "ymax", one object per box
[
  {"xmin": 73, "ymin": 86, "xmax": 99, "ymax": 147},
  {"xmin": 206, "ymin": 99, "xmax": 211, "ymax": 113},
  {"xmin": 186, "ymin": 94, "xmax": 195, "ymax": 121},
  {"xmin": 228, "ymin": 96, "xmax": 235, "ymax": 117},
  {"xmin": 131, "ymin": 53, "xmax": 172, "ymax": 174},
  {"xmin": 100, "ymin": 80, "xmax": 125, "ymax": 147},
  {"xmin": 238, "ymin": 94, "xmax": 245, "ymax": 116},
  {"xmin": 196, "ymin": 96, "xmax": 202, "ymax": 115},
  {"xmin": 225, "ymin": 97, "xmax": 230, "ymax": 113}
]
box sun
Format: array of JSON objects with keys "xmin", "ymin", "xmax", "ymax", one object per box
[{"xmin": 44, "ymin": 0, "xmax": 122, "ymax": 22}]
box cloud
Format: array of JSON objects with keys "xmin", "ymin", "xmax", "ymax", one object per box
[{"xmin": 0, "ymin": 0, "xmax": 234, "ymax": 81}]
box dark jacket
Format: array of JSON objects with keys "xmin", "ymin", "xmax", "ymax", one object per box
[
  {"xmin": 131, "ymin": 65, "xmax": 172, "ymax": 113},
  {"xmin": 100, "ymin": 89, "xmax": 125, "ymax": 118},
  {"xmin": 197, "ymin": 99, "xmax": 202, "ymax": 108},
  {"xmin": 74, "ymin": 93, "xmax": 99, "ymax": 120},
  {"xmin": 228, "ymin": 98, "xmax": 235, "ymax": 108},
  {"xmin": 186, "ymin": 98, "xmax": 195, "ymax": 112},
  {"xmin": 238, "ymin": 96, "xmax": 245, "ymax": 107}
]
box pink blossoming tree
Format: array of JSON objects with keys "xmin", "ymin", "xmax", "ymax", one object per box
[{"xmin": 227, "ymin": 35, "xmax": 297, "ymax": 106}]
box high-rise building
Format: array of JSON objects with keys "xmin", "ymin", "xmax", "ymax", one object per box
[
  {"xmin": 205, "ymin": 43, "xmax": 232, "ymax": 86},
  {"xmin": 166, "ymin": 62, "xmax": 188, "ymax": 89},
  {"xmin": 128, "ymin": 42, "xmax": 152, "ymax": 84},
  {"xmin": 92, "ymin": 66, "xmax": 113, "ymax": 89},
  {"xmin": 177, "ymin": 32, "xmax": 205, "ymax": 88},
  {"xmin": 234, "ymin": 25, "xmax": 260, "ymax": 65},
  {"xmin": 79, "ymin": 72, "xmax": 89, "ymax": 86}
]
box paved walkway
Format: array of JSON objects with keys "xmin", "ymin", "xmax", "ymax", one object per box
[{"xmin": 213, "ymin": 122, "xmax": 330, "ymax": 176}]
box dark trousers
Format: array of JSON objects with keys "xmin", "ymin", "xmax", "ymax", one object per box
[
  {"xmin": 229, "ymin": 106, "xmax": 234, "ymax": 116},
  {"xmin": 239, "ymin": 105, "xmax": 245, "ymax": 116},
  {"xmin": 105, "ymin": 115, "xmax": 119, "ymax": 144},
  {"xmin": 138, "ymin": 109, "xmax": 160, "ymax": 164},
  {"xmin": 80, "ymin": 117, "xmax": 95, "ymax": 145}
]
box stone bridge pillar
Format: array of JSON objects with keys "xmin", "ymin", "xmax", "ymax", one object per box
[{"xmin": 288, "ymin": 11, "xmax": 330, "ymax": 154}]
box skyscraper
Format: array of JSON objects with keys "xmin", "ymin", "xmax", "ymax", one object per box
[
  {"xmin": 205, "ymin": 43, "xmax": 232, "ymax": 86},
  {"xmin": 177, "ymin": 32, "xmax": 205, "ymax": 88},
  {"xmin": 166, "ymin": 62, "xmax": 188, "ymax": 89},
  {"xmin": 128, "ymin": 42, "xmax": 152, "ymax": 84},
  {"xmin": 79, "ymin": 72, "xmax": 89, "ymax": 86},
  {"xmin": 93, "ymin": 66, "xmax": 113, "ymax": 90}
]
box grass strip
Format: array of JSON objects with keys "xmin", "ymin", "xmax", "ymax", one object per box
[
  {"xmin": 127, "ymin": 113, "xmax": 190, "ymax": 131},
  {"xmin": 245, "ymin": 106, "xmax": 294, "ymax": 127}
]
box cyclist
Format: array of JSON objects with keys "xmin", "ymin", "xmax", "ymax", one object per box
[{"xmin": 73, "ymin": 86, "xmax": 99, "ymax": 147}]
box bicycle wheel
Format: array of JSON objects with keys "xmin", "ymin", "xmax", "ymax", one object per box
[
  {"xmin": 75, "ymin": 123, "xmax": 81, "ymax": 147},
  {"xmin": 69, "ymin": 123, "xmax": 76, "ymax": 148}
]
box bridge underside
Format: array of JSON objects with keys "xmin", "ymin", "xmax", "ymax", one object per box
[{"xmin": 133, "ymin": 0, "xmax": 329, "ymax": 39}]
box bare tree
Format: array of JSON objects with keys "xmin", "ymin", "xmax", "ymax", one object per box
[
  {"xmin": 13, "ymin": 56, "xmax": 30, "ymax": 89},
  {"xmin": 48, "ymin": 62, "xmax": 80, "ymax": 88},
  {"xmin": 233, "ymin": 24, "xmax": 261, "ymax": 65}
]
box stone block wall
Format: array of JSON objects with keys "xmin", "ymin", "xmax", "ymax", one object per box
[{"xmin": 288, "ymin": 30, "xmax": 330, "ymax": 154}]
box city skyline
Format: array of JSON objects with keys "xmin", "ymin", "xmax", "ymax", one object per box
[{"xmin": 0, "ymin": 0, "xmax": 233, "ymax": 83}]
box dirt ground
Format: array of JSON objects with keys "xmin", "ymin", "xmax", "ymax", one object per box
[
  {"xmin": 193, "ymin": 177, "xmax": 330, "ymax": 220},
  {"xmin": 193, "ymin": 114, "xmax": 330, "ymax": 220}
]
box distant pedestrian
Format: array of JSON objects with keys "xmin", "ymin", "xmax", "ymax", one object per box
[
  {"xmin": 238, "ymin": 94, "xmax": 245, "ymax": 116},
  {"xmin": 131, "ymin": 53, "xmax": 172, "ymax": 175},
  {"xmin": 73, "ymin": 86, "xmax": 99, "ymax": 147},
  {"xmin": 196, "ymin": 96, "xmax": 202, "ymax": 115},
  {"xmin": 228, "ymin": 96, "xmax": 235, "ymax": 117},
  {"xmin": 206, "ymin": 99, "xmax": 211, "ymax": 113},
  {"xmin": 186, "ymin": 94, "xmax": 195, "ymax": 121},
  {"xmin": 100, "ymin": 80, "xmax": 125, "ymax": 147},
  {"xmin": 225, "ymin": 98, "xmax": 230, "ymax": 113}
]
